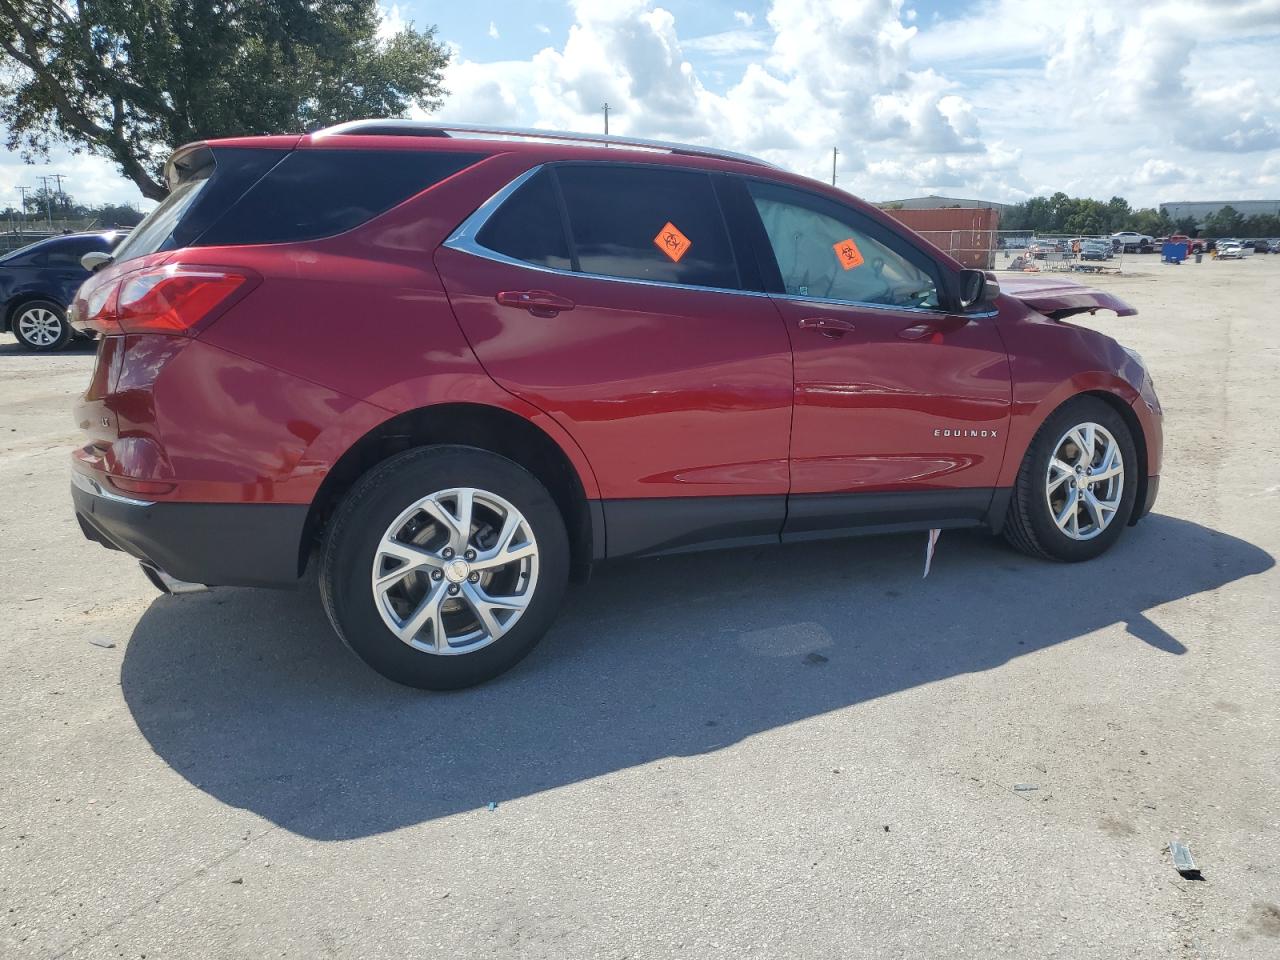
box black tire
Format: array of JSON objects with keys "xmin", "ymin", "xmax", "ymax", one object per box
[
  {"xmin": 319, "ymin": 445, "xmax": 570, "ymax": 690},
  {"xmin": 1003, "ymin": 396, "xmax": 1139, "ymax": 562},
  {"xmin": 10, "ymin": 299, "xmax": 72, "ymax": 351}
]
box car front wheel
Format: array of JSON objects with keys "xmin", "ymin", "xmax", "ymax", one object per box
[
  {"xmin": 320, "ymin": 445, "xmax": 570, "ymax": 690},
  {"xmin": 12, "ymin": 300, "xmax": 72, "ymax": 351},
  {"xmin": 1003, "ymin": 397, "xmax": 1139, "ymax": 562}
]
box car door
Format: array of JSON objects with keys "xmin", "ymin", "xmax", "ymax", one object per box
[
  {"xmin": 435, "ymin": 161, "xmax": 794, "ymax": 557},
  {"xmin": 734, "ymin": 177, "xmax": 1012, "ymax": 539},
  {"xmin": 41, "ymin": 237, "xmax": 101, "ymax": 305}
]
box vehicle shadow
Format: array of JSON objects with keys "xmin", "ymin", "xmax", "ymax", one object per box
[
  {"xmin": 121, "ymin": 514, "xmax": 1272, "ymax": 840},
  {"xmin": 0, "ymin": 337, "xmax": 97, "ymax": 357}
]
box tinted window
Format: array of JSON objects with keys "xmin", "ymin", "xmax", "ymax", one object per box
[
  {"xmin": 0, "ymin": 240, "xmax": 49, "ymax": 266},
  {"xmin": 111, "ymin": 174, "xmax": 211, "ymax": 263},
  {"xmin": 746, "ymin": 180, "xmax": 940, "ymax": 309},
  {"xmin": 198, "ymin": 149, "xmax": 486, "ymax": 246},
  {"xmin": 555, "ymin": 165, "xmax": 740, "ymax": 289},
  {"xmin": 43, "ymin": 237, "xmax": 110, "ymax": 268},
  {"xmin": 476, "ymin": 169, "xmax": 572, "ymax": 270}
]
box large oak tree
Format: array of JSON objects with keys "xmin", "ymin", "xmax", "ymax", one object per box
[{"xmin": 0, "ymin": 0, "xmax": 449, "ymax": 199}]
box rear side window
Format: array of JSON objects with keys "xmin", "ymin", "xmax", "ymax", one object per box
[
  {"xmin": 198, "ymin": 149, "xmax": 486, "ymax": 247},
  {"xmin": 555, "ymin": 165, "xmax": 740, "ymax": 289},
  {"xmin": 44, "ymin": 239, "xmax": 96, "ymax": 268},
  {"xmin": 476, "ymin": 169, "xmax": 572, "ymax": 271}
]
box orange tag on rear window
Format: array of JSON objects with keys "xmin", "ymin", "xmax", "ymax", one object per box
[
  {"xmin": 654, "ymin": 222, "xmax": 691, "ymax": 262},
  {"xmin": 834, "ymin": 238, "xmax": 863, "ymax": 270}
]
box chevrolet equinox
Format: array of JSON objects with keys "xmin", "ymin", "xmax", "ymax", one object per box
[{"xmin": 69, "ymin": 121, "xmax": 1163, "ymax": 689}]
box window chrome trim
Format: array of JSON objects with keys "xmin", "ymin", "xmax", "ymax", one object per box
[
  {"xmin": 443, "ymin": 164, "xmax": 772, "ymax": 300},
  {"xmin": 443, "ymin": 163, "xmax": 995, "ymax": 318},
  {"xmin": 71, "ymin": 470, "xmax": 155, "ymax": 507}
]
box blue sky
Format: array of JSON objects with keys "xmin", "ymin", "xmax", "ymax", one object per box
[{"xmin": 3, "ymin": 0, "xmax": 1277, "ymax": 210}]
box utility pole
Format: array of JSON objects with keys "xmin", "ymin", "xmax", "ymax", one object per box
[
  {"xmin": 603, "ymin": 102, "xmax": 610, "ymax": 136},
  {"xmin": 50, "ymin": 173, "xmax": 67, "ymax": 212},
  {"xmin": 831, "ymin": 147, "xmax": 838, "ymax": 187},
  {"xmin": 37, "ymin": 175, "xmax": 54, "ymax": 230},
  {"xmin": 18, "ymin": 185, "xmax": 30, "ymax": 221}
]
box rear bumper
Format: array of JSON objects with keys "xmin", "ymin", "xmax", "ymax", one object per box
[{"xmin": 72, "ymin": 473, "xmax": 307, "ymax": 588}]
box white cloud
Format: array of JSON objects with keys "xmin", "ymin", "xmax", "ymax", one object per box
[
  {"xmin": 733, "ymin": 10, "xmax": 755, "ymax": 27},
  {"xmin": 438, "ymin": 0, "xmax": 1018, "ymax": 200},
  {"xmin": 488, "ymin": 20, "xmax": 500, "ymax": 40},
  {"xmin": 535, "ymin": 23, "xmax": 551, "ymax": 35},
  {"xmin": 377, "ymin": 3, "xmax": 404, "ymax": 43}
]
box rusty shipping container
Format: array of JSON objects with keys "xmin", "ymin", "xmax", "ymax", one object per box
[{"xmin": 880, "ymin": 207, "xmax": 999, "ymax": 270}]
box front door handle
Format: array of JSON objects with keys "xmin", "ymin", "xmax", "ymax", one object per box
[
  {"xmin": 496, "ymin": 289, "xmax": 576, "ymax": 318},
  {"xmin": 798, "ymin": 316, "xmax": 856, "ymax": 338}
]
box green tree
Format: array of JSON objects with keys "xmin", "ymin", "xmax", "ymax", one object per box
[
  {"xmin": 0, "ymin": 0, "xmax": 450, "ymax": 200},
  {"xmin": 1203, "ymin": 205, "xmax": 1244, "ymax": 238}
]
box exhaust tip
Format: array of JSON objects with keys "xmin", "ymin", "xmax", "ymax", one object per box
[{"xmin": 139, "ymin": 562, "xmax": 208, "ymax": 595}]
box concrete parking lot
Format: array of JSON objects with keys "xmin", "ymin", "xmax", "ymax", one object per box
[{"xmin": 2, "ymin": 255, "xmax": 1278, "ymax": 959}]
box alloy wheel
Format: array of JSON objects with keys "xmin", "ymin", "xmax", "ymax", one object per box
[
  {"xmin": 16, "ymin": 306, "xmax": 64, "ymax": 347},
  {"xmin": 1045, "ymin": 421, "xmax": 1125, "ymax": 540},
  {"xmin": 370, "ymin": 487, "xmax": 539, "ymax": 655}
]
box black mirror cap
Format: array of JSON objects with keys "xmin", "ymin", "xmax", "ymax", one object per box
[{"xmin": 960, "ymin": 269, "xmax": 1000, "ymax": 311}]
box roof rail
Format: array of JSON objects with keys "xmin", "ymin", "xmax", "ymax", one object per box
[{"xmin": 314, "ymin": 119, "xmax": 775, "ymax": 168}]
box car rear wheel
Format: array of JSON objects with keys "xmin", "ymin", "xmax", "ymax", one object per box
[
  {"xmin": 1003, "ymin": 397, "xmax": 1139, "ymax": 562},
  {"xmin": 320, "ymin": 445, "xmax": 569, "ymax": 690},
  {"xmin": 12, "ymin": 300, "xmax": 72, "ymax": 351}
]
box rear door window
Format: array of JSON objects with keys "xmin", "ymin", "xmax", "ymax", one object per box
[
  {"xmin": 475, "ymin": 169, "xmax": 573, "ymax": 271},
  {"xmin": 555, "ymin": 164, "xmax": 741, "ymax": 290},
  {"xmin": 43, "ymin": 237, "xmax": 109, "ymax": 268}
]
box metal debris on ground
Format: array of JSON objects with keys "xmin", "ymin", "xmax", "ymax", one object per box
[
  {"xmin": 487, "ymin": 801, "xmax": 497, "ymax": 812},
  {"xmin": 1170, "ymin": 840, "xmax": 1201, "ymax": 878},
  {"xmin": 1012, "ymin": 783, "xmax": 1039, "ymax": 792},
  {"xmin": 922, "ymin": 528, "xmax": 941, "ymax": 578},
  {"xmin": 87, "ymin": 637, "xmax": 116, "ymax": 649}
]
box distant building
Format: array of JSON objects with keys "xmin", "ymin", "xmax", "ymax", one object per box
[
  {"xmin": 1159, "ymin": 200, "xmax": 1280, "ymax": 226},
  {"xmin": 878, "ymin": 194, "xmax": 1011, "ymax": 213}
]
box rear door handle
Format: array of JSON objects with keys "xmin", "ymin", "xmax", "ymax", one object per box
[
  {"xmin": 798, "ymin": 316, "xmax": 856, "ymax": 337},
  {"xmin": 496, "ymin": 289, "xmax": 576, "ymax": 317}
]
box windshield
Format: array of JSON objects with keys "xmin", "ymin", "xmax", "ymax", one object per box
[{"xmin": 109, "ymin": 174, "xmax": 210, "ymax": 264}]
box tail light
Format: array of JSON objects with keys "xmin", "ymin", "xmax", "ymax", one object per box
[{"xmin": 80, "ymin": 264, "xmax": 256, "ymax": 336}]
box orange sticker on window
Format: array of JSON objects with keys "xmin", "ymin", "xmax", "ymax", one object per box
[
  {"xmin": 834, "ymin": 238, "xmax": 864, "ymax": 270},
  {"xmin": 654, "ymin": 222, "xmax": 691, "ymax": 262}
]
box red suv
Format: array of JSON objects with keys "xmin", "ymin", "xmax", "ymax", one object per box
[{"xmin": 70, "ymin": 121, "xmax": 1162, "ymax": 689}]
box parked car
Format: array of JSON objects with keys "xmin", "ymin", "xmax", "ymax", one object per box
[
  {"xmin": 1269, "ymin": 239, "xmax": 1280, "ymax": 254},
  {"xmin": 1217, "ymin": 241, "xmax": 1246, "ymax": 259},
  {"xmin": 1080, "ymin": 239, "xmax": 1111, "ymax": 261},
  {"xmin": 68, "ymin": 121, "xmax": 1163, "ymax": 690},
  {"xmin": 1111, "ymin": 231, "xmax": 1154, "ymax": 253},
  {"xmin": 1249, "ymin": 238, "xmax": 1271, "ymax": 253},
  {"xmin": 1, "ymin": 231, "xmax": 125, "ymax": 350}
]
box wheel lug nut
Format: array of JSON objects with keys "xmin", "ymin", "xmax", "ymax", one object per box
[
  {"xmin": 464, "ymin": 549, "xmax": 476, "ymax": 561},
  {"xmin": 469, "ymin": 572, "xmax": 480, "ymax": 583},
  {"xmin": 431, "ymin": 570, "xmax": 443, "ymax": 581},
  {"xmin": 448, "ymin": 585, "xmax": 459, "ymax": 595},
  {"xmin": 442, "ymin": 548, "xmax": 454, "ymax": 559}
]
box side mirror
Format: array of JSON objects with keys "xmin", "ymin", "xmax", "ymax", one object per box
[
  {"xmin": 959, "ymin": 269, "xmax": 1000, "ymax": 311},
  {"xmin": 81, "ymin": 251, "xmax": 113, "ymax": 273}
]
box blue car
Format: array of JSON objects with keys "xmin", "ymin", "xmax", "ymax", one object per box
[{"xmin": 1, "ymin": 232, "xmax": 125, "ymax": 350}]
